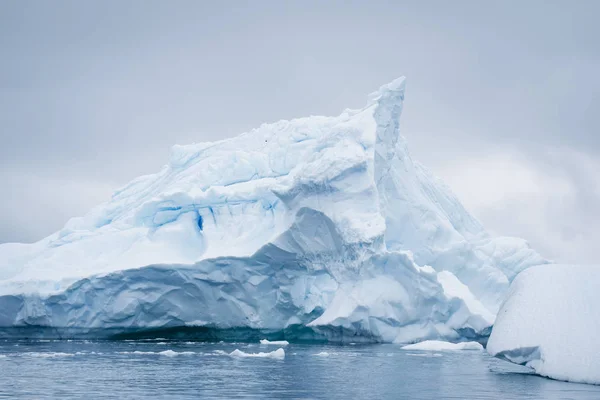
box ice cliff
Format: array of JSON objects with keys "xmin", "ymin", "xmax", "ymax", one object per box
[{"xmin": 0, "ymin": 77, "xmax": 546, "ymax": 342}]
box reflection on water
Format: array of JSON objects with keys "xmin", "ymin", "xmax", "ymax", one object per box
[{"xmin": 0, "ymin": 340, "xmax": 598, "ymax": 399}]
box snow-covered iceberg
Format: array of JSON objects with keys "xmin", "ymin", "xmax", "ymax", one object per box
[
  {"xmin": 0, "ymin": 77, "xmax": 545, "ymax": 343},
  {"xmin": 487, "ymin": 264, "xmax": 600, "ymax": 385}
]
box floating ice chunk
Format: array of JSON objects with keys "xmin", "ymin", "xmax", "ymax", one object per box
[
  {"xmin": 158, "ymin": 350, "xmax": 195, "ymax": 357},
  {"xmin": 401, "ymin": 340, "xmax": 483, "ymax": 351},
  {"xmin": 314, "ymin": 352, "xmax": 330, "ymax": 357},
  {"xmin": 229, "ymin": 348, "xmax": 285, "ymax": 360},
  {"xmin": 487, "ymin": 264, "xmax": 600, "ymax": 385},
  {"xmin": 259, "ymin": 339, "xmax": 289, "ymax": 346}
]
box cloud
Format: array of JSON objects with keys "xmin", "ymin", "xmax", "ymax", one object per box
[
  {"xmin": 0, "ymin": 0, "xmax": 598, "ymax": 267},
  {"xmin": 432, "ymin": 148, "xmax": 600, "ymax": 264},
  {"xmin": 0, "ymin": 169, "xmax": 115, "ymax": 243}
]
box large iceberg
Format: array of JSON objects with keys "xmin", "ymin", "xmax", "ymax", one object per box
[
  {"xmin": 0, "ymin": 77, "xmax": 545, "ymax": 342},
  {"xmin": 487, "ymin": 264, "xmax": 600, "ymax": 385}
]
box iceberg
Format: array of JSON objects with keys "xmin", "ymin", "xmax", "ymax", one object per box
[
  {"xmin": 229, "ymin": 348, "xmax": 285, "ymax": 360},
  {"xmin": 0, "ymin": 77, "xmax": 545, "ymax": 343},
  {"xmin": 487, "ymin": 264, "xmax": 600, "ymax": 385},
  {"xmin": 260, "ymin": 339, "xmax": 289, "ymax": 346}
]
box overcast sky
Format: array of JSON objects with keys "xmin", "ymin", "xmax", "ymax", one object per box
[{"xmin": 1, "ymin": 1, "xmax": 598, "ymax": 263}]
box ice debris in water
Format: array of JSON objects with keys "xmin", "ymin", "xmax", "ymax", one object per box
[
  {"xmin": 260, "ymin": 339, "xmax": 289, "ymax": 346},
  {"xmin": 401, "ymin": 340, "xmax": 483, "ymax": 351},
  {"xmin": 229, "ymin": 348, "xmax": 285, "ymax": 360},
  {"xmin": 158, "ymin": 350, "xmax": 195, "ymax": 357}
]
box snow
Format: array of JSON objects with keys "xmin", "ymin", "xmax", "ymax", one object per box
[
  {"xmin": 260, "ymin": 339, "xmax": 289, "ymax": 346},
  {"xmin": 0, "ymin": 76, "xmax": 545, "ymax": 343},
  {"xmin": 487, "ymin": 264, "xmax": 600, "ymax": 385},
  {"xmin": 230, "ymin": 348, "xmax": 285, "ymax": 360},
  {"xmin": 401, "ymin": 340, "xmax": 483, "ymax": 351}
]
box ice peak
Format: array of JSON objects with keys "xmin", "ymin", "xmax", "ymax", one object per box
[{"xmin": 367, "ymin": 76, "xmax": 406, "ymax": 107}]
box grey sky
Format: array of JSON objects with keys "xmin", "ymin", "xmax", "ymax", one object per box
[{"xmin": 1, "ymin": 1, "xmax": 598, "ymax": 263}]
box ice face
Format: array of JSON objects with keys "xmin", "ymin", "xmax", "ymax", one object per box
[
  {"xmin": 487, "ymin": 264, "xmax": 600, "ymax": 385},
  {"xmin": 0, "ymin": 77, "xmax": 546, "ymax": 342}
]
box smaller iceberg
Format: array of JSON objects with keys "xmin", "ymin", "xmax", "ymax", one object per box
[
  {"xmin": 158, "ymin": 350, "xmax": 195, "ymax": 357},
  {"xmin": 259, "ymin": 339, "xmax": 289, "ymax": 346},
  {"xmin": 487, "ymin": 265, "xmax": 600, "ymax": 385},
  {"xmin": 401, "ymin": 340, "xmax": 483, "ymax": 351},
  {"xmin": 229, "ymin": 348, "xmax": 285, "ymax": 360}
]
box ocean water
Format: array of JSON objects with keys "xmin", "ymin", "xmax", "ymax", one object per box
[{"xmin": 1, "ymin": 340, "xmax": 598, "ymax": 399}]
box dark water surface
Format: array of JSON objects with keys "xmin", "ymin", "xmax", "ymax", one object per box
[{"xmin": 1, "ymin": 340, "xmax": 598, "ymax": 399}]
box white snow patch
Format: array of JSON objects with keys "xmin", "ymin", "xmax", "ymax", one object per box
[{"xmin": 487, "ymin": 264, "xmax": 600, "ymax": 385}]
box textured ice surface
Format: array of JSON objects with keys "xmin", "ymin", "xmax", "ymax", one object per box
[
  {"xmin": 402, "ymin": 340, "xmax": 483, "ymax": 351},
  {"xmin": 487, "ymin": 265, "xmax": 600, "ymax": 385},
  {"xmin": 0, "ymin": 77, "xmax": 545, "ymax": 343}
]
